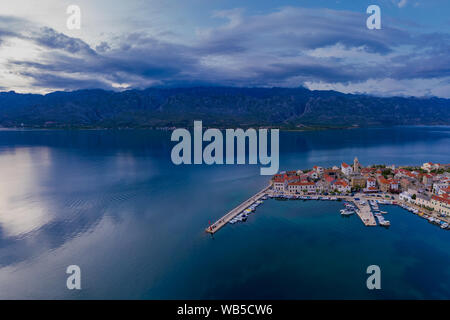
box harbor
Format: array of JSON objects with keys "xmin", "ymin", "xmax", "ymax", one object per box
[
  {"xmin": 206, "ymin": 159, "xmax": 450, "ymax": 234},
  {"xmin": 206, "ymin": 188, "xmax": 394, "ymax": 234}
]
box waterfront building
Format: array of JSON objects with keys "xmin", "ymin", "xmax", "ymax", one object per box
[
  {"xmin": 341, "ymin": 162, "xmax": 353, "ymax": 176},
  {"xmin": 315, "ymin": 181, "xmax": 326, "ymax": 193},
  {"xmin": 414, "ymin": 194, "xmax": 432, "ymax": 208},
  {"xmin": 367, "ymin": 177, "xmax": 376, "ymax": 188},
  {"xmin": 324, "ymin": 174, "xmax": 336, "ymax": 186},
  {"xmin": 378, "ymin": 177, "xmax": 399, "ymax": 193},
  {"xmin": 431, "ymin": 194, "xmax": 450, "ymax": 216},
  {"xmin": 287, "ymin": 181, "xmax": 316, "ymax": 193},
  {"xmin": 332, "ymin": 179, "xmax": 351, "ymax": 193},
  {"xmin": 273, "ymin": 175, "xmax": 288, "ymax": 191},
  {"xmin": 363, "ymin": 177, "xmax": 378, "ymax": 193},
  {"xmin": 350, "ymin": 174, "xmax": 366, "ymax": 188},
  {"xmin": 399, "ymin": 191, "xmax": 413, "ymax": 202},
  {"xmin": 273, "ymin": 174, "xmax": 301, "ymax": 192}
]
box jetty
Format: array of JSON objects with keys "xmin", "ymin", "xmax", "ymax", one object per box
[
  {"xmin": 352, "ymin": 199, "xmax": 377, "ymax": 226},
  {"xmin": 205, "ymin": 184, "xmax": 271, "ymax": 234}
]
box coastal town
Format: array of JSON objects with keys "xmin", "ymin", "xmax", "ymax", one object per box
[{"xmin": 206, "ymin": 158, "xmax": 450, "ymax": 234}]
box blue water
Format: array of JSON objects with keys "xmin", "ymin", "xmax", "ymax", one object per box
[{"xmin": 0, "ymin": 126, "xmax": 449, "ymax": 299}]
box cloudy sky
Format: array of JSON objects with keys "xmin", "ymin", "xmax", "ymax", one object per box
[{"xmin": 0, "ymin": 0, "xmax": 449, "ymax": 97}]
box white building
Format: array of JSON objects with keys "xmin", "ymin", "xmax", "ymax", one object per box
[
  {"xmin": 333, "ymin": 179, "xmax": 351, "ymax": 193},
  {"xmin": 366, "ymin": 177, "xmax": 376, "ymax": 189},
  {"xmin": 287, "ymin": 181, "xmax": 316, "ymax": 193},
  {"xmin": 364, "ymin": 177, "xmax": 378, "ymax": 193},
  {"xmin": 313, "ymin": 166, "xmax": 324, "ymax": 174},
  {"xmin": 341, "ymin": 162, "xmax": 353, "ymax": 176},
  {"xmin": 399, "ymin": 191, "xmax": 412, "ymax": 202}
]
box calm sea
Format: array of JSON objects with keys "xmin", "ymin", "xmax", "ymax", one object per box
[{"xmin": 0, "ymin": 126, "xmax": 449, "ymax": 299}]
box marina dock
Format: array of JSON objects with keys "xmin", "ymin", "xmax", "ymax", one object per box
[
  {"xmin": 205, "ymin": 185, "xmax": 271, "ymax": 234},
  {"xmin": 352, "ymin": 200, "xmax": 377, "ymax": 226},
  {"xmin": 206, "ymin": 188, "xmax": 383, "ymax": 234}
]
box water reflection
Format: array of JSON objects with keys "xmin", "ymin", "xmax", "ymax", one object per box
[{"xmin": 0, "ymin": 147, "xmax": 53, "ymax": 238}]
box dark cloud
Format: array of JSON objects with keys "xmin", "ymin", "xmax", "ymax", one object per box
[
  {"xmin": 1, "ymin": 7, "xmax": 449, "ymax": 96},
  {"xmin": 31, "ymin": 27, "xmax": 97, "ymax": 56},
  {"xmin": 18, "ymin": 71, "xmax": 111, "ymax": 91}
]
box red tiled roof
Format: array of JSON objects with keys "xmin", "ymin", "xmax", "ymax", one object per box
[
  {"xmin": 334, "ymin": 179, "xmax": 349, "ymax": 187},
  {"xmin": 432, "ymin": 195, "xmax": 450, "ymax": 205},
  {"xmin": 274, "ymin": 174, "xmax": 299, "ymax": 183},
  {"xmin": 378, "ymin": 177, "xmax": 389, "ymax": 184},
  {"xmin": 341, "ymin": 162, "xmax": 349, "ymax": 168}
]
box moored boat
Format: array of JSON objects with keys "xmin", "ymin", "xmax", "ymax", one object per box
[{"xmin": 340, "ymin": 209, "xmax": 354, "ymax": 216}]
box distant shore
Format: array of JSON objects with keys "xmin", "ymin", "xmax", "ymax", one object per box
[{"xmin": 1, "ymin": 124, "xmax": 448, "ymax": 132}]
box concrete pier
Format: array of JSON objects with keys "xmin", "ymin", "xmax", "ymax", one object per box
[
  {"xmin": 205, "ymin": 185, "xmax": 271, "ymax": 234},
  {"xmin": 352, "ymin": 199, "xmax": 377, "ymax": 226}
]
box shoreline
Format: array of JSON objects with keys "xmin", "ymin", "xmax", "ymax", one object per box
[
  {"xmin": 1, "ymin": 124, "xmax": 449, "ymax": 132},
  {"xmin": 206, "ymin": 189, "xmax": 450, "ymax": 234},
  {"xmin": 207, "ymin": 160, "xmax": 450, "ymax": 234}
]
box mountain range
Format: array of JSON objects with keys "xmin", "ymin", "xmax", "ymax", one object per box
[{"xmin": 0, "ymin": 87, "xmax": 449, "ymax": 129}]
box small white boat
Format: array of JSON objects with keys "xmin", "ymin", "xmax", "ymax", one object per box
[
  {"xmin": 380, "ymin": 220, "xmax": 391, "ymax": 227},
  {"xmin": 340, "ymin": 209, "xmax": 354, "ymax": 216}
]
